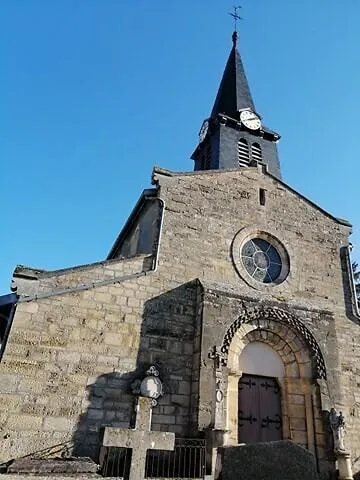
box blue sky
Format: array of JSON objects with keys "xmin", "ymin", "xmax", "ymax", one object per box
[{"xmin": 1, "ymin": 1, "xmax": 360, "ymax": 294}]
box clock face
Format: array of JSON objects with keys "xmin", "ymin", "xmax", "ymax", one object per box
[
  {"xmin": 240, "ymin": 110, "xmax": 261, "ymax": 130},
  {"xmin": 199, "ymin": 120, "xmax": 209, "ymax": 143}
]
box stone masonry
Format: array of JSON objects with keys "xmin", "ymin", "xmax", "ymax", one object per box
[{"xmin": 0, "ymin": 164, "xmax": 359, "ymax": 479}]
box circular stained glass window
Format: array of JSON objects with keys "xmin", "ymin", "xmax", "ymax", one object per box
[{"xmin": 241, "ymin": 238, "xmax": 283, "ymax": 284}]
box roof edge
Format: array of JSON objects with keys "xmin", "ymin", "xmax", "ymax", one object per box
[
  {"xmin": 0, "ymin": 293, "xmax": 18, "ymax": 306},
  {"xmin": 107, "ymin": 188, "xmax": 158, "ymax": 259},
  {"xmin": 13, "ymin": 254, "xmax": 153, "ymax": 281},
  {"xmin": 152, "ymin": 165, "xmax": 352, "ymax": 228}
]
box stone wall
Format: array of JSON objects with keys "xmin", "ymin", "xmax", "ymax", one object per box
[
  {"xmin": 12, "ymin": 255, "xmax": 153, "ymax": 299},
  {"xmin": 154, "ymin": 166, "xmax": 350, "ymax": 309},
  {"xmin": 0, "ymin": 259, "xmax": 200, "ymax": 461},
  {"xmin": 196, "ymin": 289, "xmax": 334, "ymax": 476},
  {"xmin": 153, "ymin": 166, "xmax": 359, "ymax": 473},
  {"xmin": 1, "ymin": 165, "xmax": 359, "ymax": 476}
]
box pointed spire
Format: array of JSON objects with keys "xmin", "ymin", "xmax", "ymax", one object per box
[
  {"xmin": 211, "ymin": 32, "xmax": 255, "ymax": 119},
  {"xmin": 232, "ymin": 31, "xmax": 238, "ymax": 47}
]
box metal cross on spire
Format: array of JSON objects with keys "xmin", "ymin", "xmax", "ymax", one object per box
[
  {"xmin": 229, "ymin": 5, "xmax": 243, "ymax": 46},
  {"xmin": 229, "ymin": 5, "xmax": 243, "ymax": 31}
]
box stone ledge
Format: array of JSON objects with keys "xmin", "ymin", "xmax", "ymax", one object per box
[
  {"xmin": 6, "ymin": 458, "xmax": 98, "ymax": 475},
  {"xmin": 0, "ymin": 476, "xmax": 101, "ymax": 480}
]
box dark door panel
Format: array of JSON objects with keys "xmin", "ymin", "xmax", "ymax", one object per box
[{"xmin": 238, "ymin": 374, "xmax": 282, "ymax": 444}]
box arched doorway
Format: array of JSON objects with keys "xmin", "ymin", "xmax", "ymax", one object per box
[
  {"xmin": 238, "ymin": 342, "xmax": 285, "ymax": 443},
  {"xmin": 207, "ymin": 306, "xmax": 332, "ymax": 478},
  {"xmin": 224, "ymin": 322, "xmax": 316, "ymax": 450}
]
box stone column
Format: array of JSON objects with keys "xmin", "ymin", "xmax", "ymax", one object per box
[
  {"xmin": 205, "ymin": 428, "xmax": 227, "ymax": 479},
  {"xmin": 337, "ymin": 452, "xmax": 353, "ymax": 480},
  {"xmin": 226, "ymin": 373, "xmax": 241, "ymax": 445}
]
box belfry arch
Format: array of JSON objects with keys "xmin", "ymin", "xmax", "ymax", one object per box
[{"xmin": 217, "ymin": 307, "xmax": 327, "ymax": 462}]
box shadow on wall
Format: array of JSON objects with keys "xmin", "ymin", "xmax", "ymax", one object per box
[
  {"xmin": 71, "ymin": 280, "xmax": 201, "ymax": 461},
  {"xmin": 72, "ymin": 371, "xmax": 136, "ymax": 459}
]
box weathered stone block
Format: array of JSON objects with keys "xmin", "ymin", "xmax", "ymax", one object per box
[
  {"xmin": 6, "ymin": 414, "xmax": 43, "ymax": 430},
  {"xmin": 42, "ymin": 416, "xmax": 76, "ymax": 432},
  {"xmin": 57, "ymin": 350, "xmax": 81, "ymax": 364},
  {"xmin": 0, "ymin": 375, "xmax": 19, "ymax": 393},
  {"xmin": 7, "ymin": 457, "xmax": 98, "ymax": 474},
  {"xmin": 0, "ymin": 394, "xmax": 23, "ymax": 411},
  {"xmin": 86, "ymin": 408, "xmax": 104, "ymax": 420},
  {"xmin": 216, "ymin": 440, "xmax": 319, "ymax": 480},
  {"xmin": 19, "ymin": 302, "xmax": 39, "ymax": 314}
]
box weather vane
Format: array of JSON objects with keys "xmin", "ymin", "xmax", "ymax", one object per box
[{"xmin": 229, "ymin": 5, "xmax": 243, "ymax": 32}]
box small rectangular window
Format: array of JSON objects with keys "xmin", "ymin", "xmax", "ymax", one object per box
[{"xmin": 259, "ymin": 188, "xmax": 266, "ymax": 206}]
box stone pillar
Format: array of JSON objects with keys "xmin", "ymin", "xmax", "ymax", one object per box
[
  {"xmin": 205, "ymin": 428, "xmax": 227, "ymax": 479},
  {"xmin": 226, "ymin": 373, "xmax": 241, "ymax": 444},
  {"xmin": 337, "ymin": 452, "xmax": 353, "ymax": 480},
  {"xmin": 209, "ymin": 345, "xmax": 228, "ymax": 431}
]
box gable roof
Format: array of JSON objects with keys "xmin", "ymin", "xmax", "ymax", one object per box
[{"xmin": 152, "ymin": 165, "xmax": 352, "ymax": 228}]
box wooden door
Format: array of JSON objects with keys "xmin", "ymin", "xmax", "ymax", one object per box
[{"xmin": 238, "ymin": 374, "xmax": 282, "ymax": 444}]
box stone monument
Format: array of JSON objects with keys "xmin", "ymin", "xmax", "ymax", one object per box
[
  {"xmin": 328, "ymin": 408, "xmax": 353, "ymax": 480},
  {"xmin": 214, "ymin": 440, "xmax": 319, "ymax": 480},
  {"xmin": 101, "ymin": 366, "xmax": 175, "ymax": 480}
]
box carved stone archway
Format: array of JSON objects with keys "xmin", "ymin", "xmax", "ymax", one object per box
[
  {"xmin": 209, "ymin": 306, "xmax": 328, "ymax": 467},
  {"xmin": 220, "ymin": 306, "xmax": 326, "ymax": 379},
  {"xmin": 225, "ymin": 324, "xmax": 314, "ymax": 445}
]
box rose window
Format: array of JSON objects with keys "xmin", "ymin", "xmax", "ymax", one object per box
[{"xmin": 241, "ymin": 238, "xmax": 283, "ymax": 284}]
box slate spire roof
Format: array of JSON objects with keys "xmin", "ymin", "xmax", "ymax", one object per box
[{"xmin": 211, "ymin": 31, "xmax": 256, "ymax": 119}]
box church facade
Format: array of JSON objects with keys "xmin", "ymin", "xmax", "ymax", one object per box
[{"xmin": 0, "ymin": 31, "xmax": 359, "ymax": 479}]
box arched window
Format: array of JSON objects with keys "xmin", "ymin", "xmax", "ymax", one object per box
[
  {"xmin": 252, "ymin": 142, "xmax": 262, "ymax": 163},
  {"xmin": 238, "ymin": 138, "xmax": 249, "ymax": 166}
]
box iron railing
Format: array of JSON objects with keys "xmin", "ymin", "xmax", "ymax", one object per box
[{"xmin": 101, "ymin": 438, "xmax": 206, "ymax": 479}]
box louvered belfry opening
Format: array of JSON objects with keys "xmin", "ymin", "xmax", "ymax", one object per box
[
  {"xmin": 251, "ymin": 142, "xmax": 262, "ymax": 163},
  {"xmin": 238, "ymin": 138, "xmax": 250, "ymax": 166}
]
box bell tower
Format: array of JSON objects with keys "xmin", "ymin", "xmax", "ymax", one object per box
[{"xmin": 191, "ymin": 31, "xmax": 282, "ymax": 179}]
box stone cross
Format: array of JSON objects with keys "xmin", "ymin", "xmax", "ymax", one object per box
[
  {"xmin": 209, "ymin": 345, "xmax": 227, "ymax": 369},
  {"xmin": 102, "ymin": 396, "xmax": 175, "ymax": 480}
]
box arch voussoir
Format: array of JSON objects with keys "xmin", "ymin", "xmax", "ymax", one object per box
[{"xmin": 220, "ymin": 306, "xmax": 326, "ymax": 379}]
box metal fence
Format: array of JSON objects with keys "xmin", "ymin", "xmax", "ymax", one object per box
[{"xmin": 101, "ymin": 438, "xmax": 206, "ymax": 479}]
